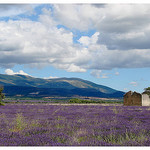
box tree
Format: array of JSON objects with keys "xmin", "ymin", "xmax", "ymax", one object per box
[
  {"xmin": 144, "ymin": 87, "xmax": 150, "ymax": 95},
  {"xmin": 0, "ymin": 86, "xmax": 5, "ymax": 105}
]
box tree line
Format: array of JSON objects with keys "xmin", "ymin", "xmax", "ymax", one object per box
[{"xmin": 0, "ymin": 86, "xmax": 5, "ymax": 105}]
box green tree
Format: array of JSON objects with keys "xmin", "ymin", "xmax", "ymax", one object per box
[
  {"xmin": 144, "ymin": 87, "xmax": 150, "ymax": 95},
  {"xmin": 0, "ymin": 86, "xmax": 5, "ymax": 105}
]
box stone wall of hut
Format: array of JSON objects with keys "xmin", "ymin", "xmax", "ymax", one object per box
[
  {"xmin": 142, "ymin": 94, "xmax": 150, "ymax": 106},
  {"xmin": 123, "ymin": 91, "xmax": 142, "ymax": 106}
]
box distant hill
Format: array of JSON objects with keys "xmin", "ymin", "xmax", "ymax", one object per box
[{"xmin": 0, "ymin": 74, "xmax": 125, "ymax": 98}]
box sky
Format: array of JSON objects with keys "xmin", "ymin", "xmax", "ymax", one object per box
[{"xmin": 0, "ymin": 2, "xmax": 150, "ymax": 93}]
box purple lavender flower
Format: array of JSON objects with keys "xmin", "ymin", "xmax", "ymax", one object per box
[{"xmin": 0, "ymin": 104, "xmax": 150, "ymax": 146}]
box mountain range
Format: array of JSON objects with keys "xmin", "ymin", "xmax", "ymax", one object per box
[{"xmin": 0, "ymin": 74, "xmax": 124, "ymax": 98}]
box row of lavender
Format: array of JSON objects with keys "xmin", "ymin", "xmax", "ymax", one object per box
[{"xmin": 1, "ymin": 104, "xmax": 150, "ymax": 146}]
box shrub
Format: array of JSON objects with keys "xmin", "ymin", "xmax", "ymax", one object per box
[
  {"xmin": 0, "ymin": 103, "xmax": 5, "ymax": 106},
  {"xmin": 69, "ymin": 98, "xmax": 98, "ymax": 104},
  {"xmin": 68, "ymin": 98, "xmax": 122, "ymax": 104},
  {"xmin": 0, "ymin": 86, "xmax": 5, "ymax": 106}
]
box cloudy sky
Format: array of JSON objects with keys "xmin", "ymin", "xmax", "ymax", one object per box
[{"xmin": 0, "ymin": 2, "xmax": 150, "ymax": 92}]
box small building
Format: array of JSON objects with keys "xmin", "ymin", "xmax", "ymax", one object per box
[
  {"xmin": 142, "ymin": 92, "xmax": 150, "ymax": 106},
  {"xmin": 124, "ymin": 91, "xmax": 150, "ymax": 106},
  {"xmin": 124, "ymin": 91, "xmax": 142, "ymax": 106}
]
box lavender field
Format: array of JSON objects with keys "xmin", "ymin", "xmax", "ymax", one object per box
[{"xmin": 1, "ymin": 104, "xmax": 150, "ymax": 146}]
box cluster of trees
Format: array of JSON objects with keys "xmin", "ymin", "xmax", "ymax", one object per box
[
  {"xmin": 68, "ymin": 98, "xmax": 99, "ymax": 103},
  {"xmin": 68, "ymin": 98, "xmax": 122, "ymax": 104},
  {"xmin": 0, "ymin": 87, "xmax": 5, "ymax": 105},
  {"xmin": 144, "ymin": 87, "xmax": 150, "ymax": 95}
]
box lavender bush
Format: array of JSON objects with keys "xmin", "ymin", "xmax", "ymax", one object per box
[{"xmin": 0, "ymin": 104, "xmax": 150, "ymax": 146}]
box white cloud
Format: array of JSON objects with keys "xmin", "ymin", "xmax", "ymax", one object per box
[
  {"xmin": 78, "ymin": 36, "xmax": 91, "ymax": 47},
  {"xmin": 115, "ymin": 72, "xmax": 119, "ymax": 75},
  {"xmin": 53, "ymin": 4, "xmax": 99, "ymax": 31},
  {"xmin": 0, "ymin": 9, "xmax": 80, "ymax": 72},
  {"xmin": 66, "ymin": 64, "xmax": 86, "ymax": 72},
  {"xmin": 90, "ymin": 70, "xmax": 102, "ymax": 78},
  {"xmin": 5, "ymin": 69, "xmax": 29, "ymax": 76},
  {"xmin": 43, "ymin": 76, "xmax": 58, "ymax": 79},
  {"xmin": 78, "ymin": 32, "xmax": 99, "ymax": 46},
  {"xmin": 129, "ymin": 81, "xmax": 138, "ymax": 87},
  {"xmin": 5, "ymin": 69, "xmax": 14, "ymax": 75},
  {"xmin": 54, "ymin": 4, "xmax": 150, "ymax": 50},
  {"xmin": 101, "ymin": 74, "xmax": 108, "ymax": 79},
  {"xmin": 0, "ymin": 4, "xmax": 36, "ymax": 17},
  {"xmin": 1, "ymin": 4, "xmax": 150, "ymax": 73},
  {"xmin": 88, "ymin": 47, "xmax": 150, "ymax": 70},
  {"xmin": 90, "ymin": 70, "xmax": 108, "ymax": 78},
  {"xmin": 123, "ymin": 88, "xmax": 128, "ymax": 91}
]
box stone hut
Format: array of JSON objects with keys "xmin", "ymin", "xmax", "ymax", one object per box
[
  {"xmin": 123, "ymin": 91, "xmax": 142, "ymax": 106},
  {"xmin": 142, "ymin": 92, "xmax": 150, "ymax": 106}
]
